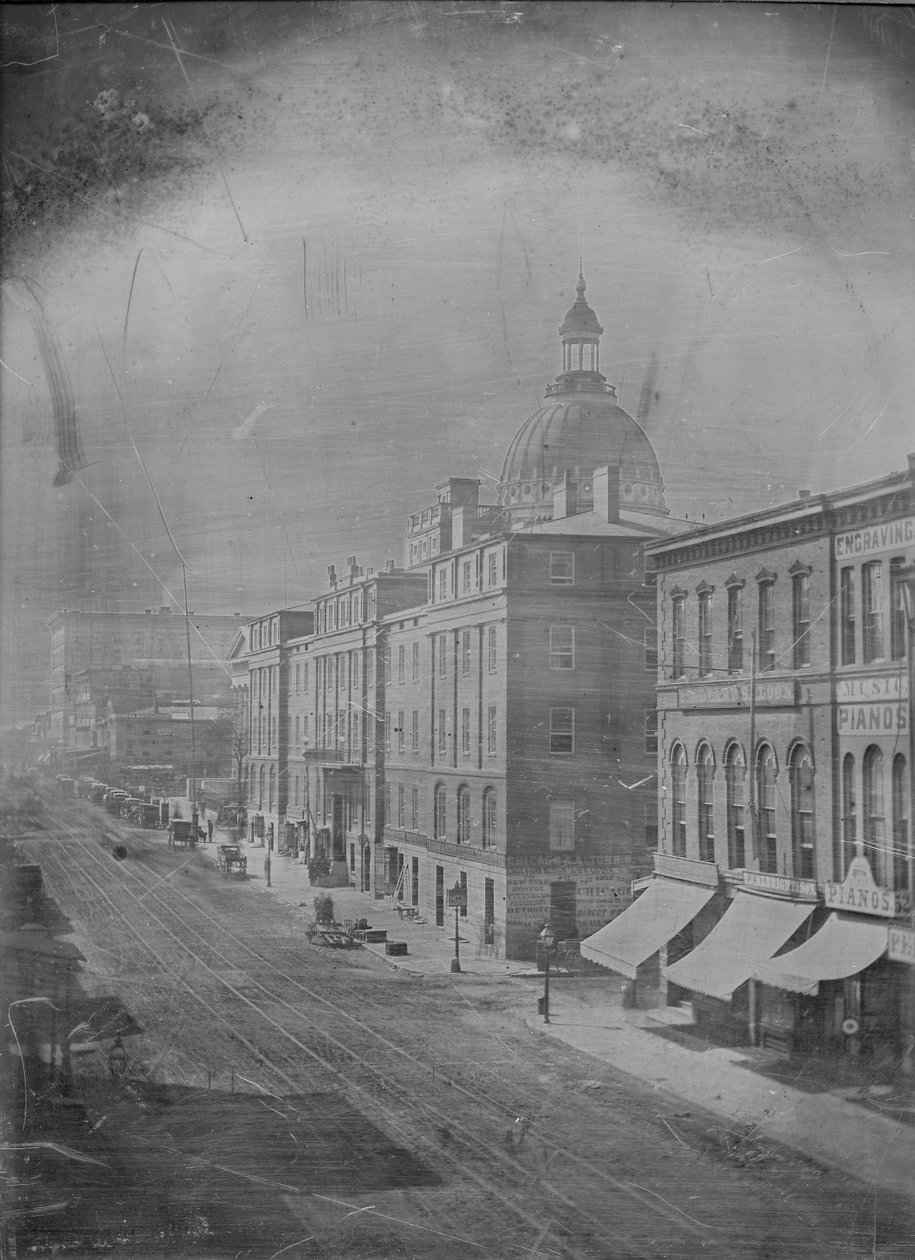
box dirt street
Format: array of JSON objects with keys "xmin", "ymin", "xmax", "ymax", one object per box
[{"xmin": 14, "ymin": 798, "xmax": 914, "ymax": 1258}]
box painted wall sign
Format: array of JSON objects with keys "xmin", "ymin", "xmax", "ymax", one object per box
[
  {"xmin": 742, "ymin": 870, "xmax": 819, "ymax": 901},
  {"xmin": 678, "ymin": 679, "xmax": 796, "ymax": 710},
  {"xmin": 887, "ymin": 925, "xmax": 915, "ymax": 966},
  {"xmin": 837, "ymin": 703, "xmax": 907, "ymax": 738},
  {"xmin": 834, "ymin": 515, "xmax": 915, "ymax": 560},
  {"xmin": 654, "ymin": 852, "xmax": 720, "ymax": 887},
  {"xmin": 824, "ymin": 856, "xmax": 898, "ymax": 918},
  {"xmin": 836, "ymin": 675, "xmax": 907, "ymax": 702}
]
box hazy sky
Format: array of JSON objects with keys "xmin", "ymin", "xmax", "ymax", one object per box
[{"xmin": 2, "ymin": 2, "xmax": 913, "ymax": 720}]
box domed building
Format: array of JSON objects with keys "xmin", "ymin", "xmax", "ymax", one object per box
[{"xmin": 499, "ymin": 273, "xmax": 668, "ymax": 527}]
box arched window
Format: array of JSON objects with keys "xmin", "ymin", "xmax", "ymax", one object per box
[
  {"xmin": 789, "ymin": 744, "xmax": 815, "ymax": 879},
  {"xmin": 697, "ymin": 744, "xmax": 715, "ymax": 863},
  {"xmin": 433, "ymin": 783, "xmax": 446, "ymax": 840},
  {"xmin": 482, "ymin": 788, "xmax": 496, "ymax": 849},
  {"xmin": 841, "ymin": 753, "xmax": 856, "ymax": 875},
  {"xmin": 456, "ymin": 785, "xmax": 471, "ymax": 845},
  {"xmin": 670, "ymin": 744, "xmax": 687, "ymax": 857},
  {"xmin": 756, "ymin": 745, "xmax": 778, "ymax": 873},
  {"xmin": 862, "ymin": 746, "xmax": 885, "ymax": 877},
  {"xmin": 891, "ymin": 755, "xmax": 907, "ymax": 891},
  {"xmin": 725, "ymin": 743, "xmax": 746, "ymax": 870}
]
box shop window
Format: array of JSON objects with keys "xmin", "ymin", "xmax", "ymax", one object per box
[
  {"xmin": 549, "ymin": 707, "xmax": 574, "ymax": 754},
  {"xmin": 792, "ymin": 570, "xmax": 811, "ymax": 668},
  {"xmin": 456, "ymin": 785, "xmax": 470, "ymax": 844},
  {"xmin": 790, "ymin": 744, "xmax": 815, "ymax": 879},
  {"xmin": 756, "ymin": 745, "xmax": 778, "ymax": 873},
  {"xmin": 697, "ymin": 744, "xmax": 715, "ymax": 863},
  {"xmin": 433, "ymin": 783, "xmax": 446, "ymax": 839},
  {"xmin": 725, "ymin": 744, "xmax": 746, "ymax": 869},
  {"xmin": 727, "ymin": 584, "xmax": 744, "ymax": 673},
  {"xmin": 862, "ymin": 562, "xmax": 884, "ymax": 662},
  {"xmin": 840, "ymin": 567, "xmax": 856, "ymax": 665},
  {"xmin": 549, "ymin": 800, "xmax": 575, "ymax": 851},
  {"xmin": 892, "ymin": 755, "xmax": 908, "ymax": 890},
  {"xmin": 670, "ymin": 745, "xmax": 687, "ymax": 856}
]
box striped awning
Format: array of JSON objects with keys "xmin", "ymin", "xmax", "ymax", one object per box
[
  {"xmin": 663, "ymin": 891, "xmax": 815, "ymax": 1001},
  {"xmin": 579, "ymin": 878, "xmax": 716, "ymax": 979}
]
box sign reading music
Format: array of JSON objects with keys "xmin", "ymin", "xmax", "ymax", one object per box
[
  {"xmin": 834, "ymin": 515, "xmax": 915, "ymax": 561},
  {"xmin": 678, "ymin": 679, "xmax": 796, "ymax": 710}
]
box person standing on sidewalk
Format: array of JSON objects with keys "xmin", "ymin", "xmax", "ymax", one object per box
[
  {"xmin": 207, "ymin": 818, "xmax": 214, "ymax": 843},
  {"xmin": 264, "ymin": 849, "xmax": 271, "ymax": 888}
]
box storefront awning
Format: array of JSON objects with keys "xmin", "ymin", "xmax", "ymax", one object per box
[
  {"xmin": 579, "ymin": 878, "xmax": 716, "ymax": 979},
  {"xmin": 751, "ymin": 913, "xmax": 888, "ymax": 996},
  {"xmin": 663, "ymin": 891, "xmax": 814, "ymax": 1001}
]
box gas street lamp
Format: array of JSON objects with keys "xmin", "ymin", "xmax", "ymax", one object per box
[
  {"xmin": 539, "ymin": 922, "xmax": 556, "ymax": 1023},
  {"xmin": 446, "ymin": 881, "xmax": 467, "ymax": 973}
]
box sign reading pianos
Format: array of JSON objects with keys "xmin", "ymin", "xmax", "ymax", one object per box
[
  {"xmin": 824, "ymin": 856, "xmax": 900, "ymax": 918},
  {"xmin": 837, "ymin": 675, "xmax": 908, "ymax": 741}
]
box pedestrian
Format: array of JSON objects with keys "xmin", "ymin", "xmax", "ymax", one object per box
[{"xmin": 207, "ymin": 818, "xmax": 214, "ymax": 843}]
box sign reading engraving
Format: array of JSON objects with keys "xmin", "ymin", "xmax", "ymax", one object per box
[
  {"xmin": 678, "ymin": 679, "xmax": 796, "ymax": 710},
  {"xmin": 834, "ymin": 516, "xmax": 915, "ymax": 560},
  {"xmin": 654, "ymin": 852, "xmax": 720, "ymax": 887},
  {"xmin": 742, "ymin": 870, "xmax": 819, "ymax": 901},
  {"xmin": 888, "ymin": 926, "xmax": 915, "ymax": 966},
  {"xmin": 824, "ymin": 856, "xmax": 897, "ymax": 918}
]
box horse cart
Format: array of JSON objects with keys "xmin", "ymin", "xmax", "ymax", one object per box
[
  {"xmin": 216, "ymin": 844, "xmax": 247, "ymax": 878},
  {"xmin": 168, "ymin": 819, "xmax": 197, "ymax": 848}
]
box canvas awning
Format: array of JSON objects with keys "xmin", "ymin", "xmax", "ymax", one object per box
[
  {"xmin": 751, "ymin": 913, "xmax": 888, "ymax": 996},
  {"xmin": 579, "ymin": 878, "xmax": 716, "ymax": 979},
  {"xmin": 663, "ymin": 891, "xmax": 814, "ymax": 1001}
]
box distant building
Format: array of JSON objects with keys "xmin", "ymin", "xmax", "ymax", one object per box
[
  {"xmin": 45, "ymin": 607, "xmax": 248, "ymax": 747},
  {"xmin": 586, "ymin": 456, "xmax": 915, "ymax": 1068},
  {"xmin": 107, "ymin": 705, "xmax": 232, "ymax": 778}
]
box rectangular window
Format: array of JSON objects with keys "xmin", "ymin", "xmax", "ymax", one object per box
[
  {"xmin": 890, "ymin": 559, "xmax": 908, "ymax": 661},
  {"xmin": 727, "ymin": 586, "xmax": 743, "ymax": 673},
  {"xmin": 397, "ymin": 644, "xmax": 405, "ymax": 684},
  {"xmin": 487, "ymin": 553, "xmax": 498, "ymax": 587},
  {"xmin": 295, "ymin": 715, "xmax": 300, "ymax": 747},
  {"xmin": 549, "ymin": 801, "xmax": 575, "ymax": 851},
  {"xmin": 550, "ymin": 552, "xmax": 574, "ymax": 585},
  {"xmin": 438, "ymin": 568, "xmax": 448, "ymax": 601},
  {"xmin": 412, "ymin": 641, "xmax": 420, "ymax": 681},
  {"xmin": 295, "ymin": 664, "xmax": 301, "ymax": 693},
  {"xmin": 792, "ymin": 572, "xmax": 811, "ymax": 668},
  {"xmin": 411, "ymin": 786, "xmax": 419, "ymax": 832},
  {"xmin": 461, "ymin": 629, "xmax": 472, "ymax": 675},
  {"xmin": 863, "ymin": 561, "xmax": 884, "ymax": 662},
  {"xmin": 840, "ymin": 567, "xmax": 856, "ymax": 665},
  {"xmin": 644, "ymin": 625, "xmax": 658, "ymax": 672},
  {"xmin": 461, "ymin": 707, "xmax": 471, "ymax": 755},
  {"xmin": 438, "ymin": 708, "xmax": 447, "ymax": 754},
  {"xmin": 383, "ymin": 645, "xmax": 392, "ymax": 683},
  {"xmin": 644, "ymin": 708, "xmax": 658, "ymax": 754},
  {"xmin": 384, "ymin": 782, "xmax": 391, "ymax": 827},
  {"xmin": 384, "ymin": 712, "xmax": 392, "ymax": 754},
  {"xmin": 698, "ymin": 591, "xmax": 712, "ymax": 677},
  {"xmin": 672, "ymin": 596, "xmax": 685, "ymax": 678},
  {"xmin": 350, "ymin": 651, "xmax": 359, "ymax": 688},
  {"xmin": 549, "ymin": 707, "xmax": 574, "ymax": 754},
  {"xmin": 411, "ymin": 710, "xmax": 419, "ymax": 755},
  {"xmin": 397, "ymin": 783, "xmax": 405, "ymax": 828},
  {"xmin": 302, "ymin": 715, "xmax": 309, "ymax": 746},
  {"xmin": 438, "ymin": 634, "xmax": 448, "ymax": 679},
  {"xmin": 487, "ymin": 624, "xmax": 497, "ymax": 672},
  {"xmin": 549, "ymin": 625, "xmax": 575, "ymax": 670},
  {"xmin": 487, "ymin": 704, "xmax": 497, "ymax": 756},
  {"xmin": 461, "ymin": 559, "xmax": 472, "ymax": 594},
  {"xmin": 758, "ymin": 582, "xmax": 776, "ymax": 671},
  {"xmin": 337, "ymin": 710, "xmax": 345, "ymax": 750},
  {"xmin": 397, "ymin": 710, "xmax": 405, "ymax": 755}
]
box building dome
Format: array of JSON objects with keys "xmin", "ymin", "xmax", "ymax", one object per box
[{"xmin": 498, "ymin": 273, "xmax": 668, "ymax": 523}]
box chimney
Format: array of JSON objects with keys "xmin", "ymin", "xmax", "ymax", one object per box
[
  {"xmin": 384, "ymin": 559, "xmax": 396, "ymax": 573},
  {"xmin": 593, "ymin": 465, "xmax": 620, "ymax": 523},
  {"xmin": 797, "ymin": 489, "xmax": 812, "ymax": 500},
  {"xmin": 346, "ymin": 555, "xmax": 359, "ymax": 584},
  {"xmin": 327, "ymin": 564, "xmax": 337, "ymax": 589},
  {"xmin": 452, "ymin": 506, "xmax": 467, "ymax": 549},
  {"xmin": 159, "ymin": 606, "xmax": 171, "ymax": 614}
]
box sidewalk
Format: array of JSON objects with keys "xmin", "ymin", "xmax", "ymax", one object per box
[{"xmin": 207, "ymin": 837, "xmax": 915, "ymax": 1201}]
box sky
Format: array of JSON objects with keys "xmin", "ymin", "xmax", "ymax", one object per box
[{"xmin": 1, "ymin": 2, "xmax": 914, "ymax": 722}]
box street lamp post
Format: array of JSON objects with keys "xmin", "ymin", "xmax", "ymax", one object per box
[
  {"xmin": 446, "ymin": 881, "xmax": 466, "ymax": 973},
  {"xmin": 539, "ymin": 922, "xmax": 556, "ymax": 1023}
]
